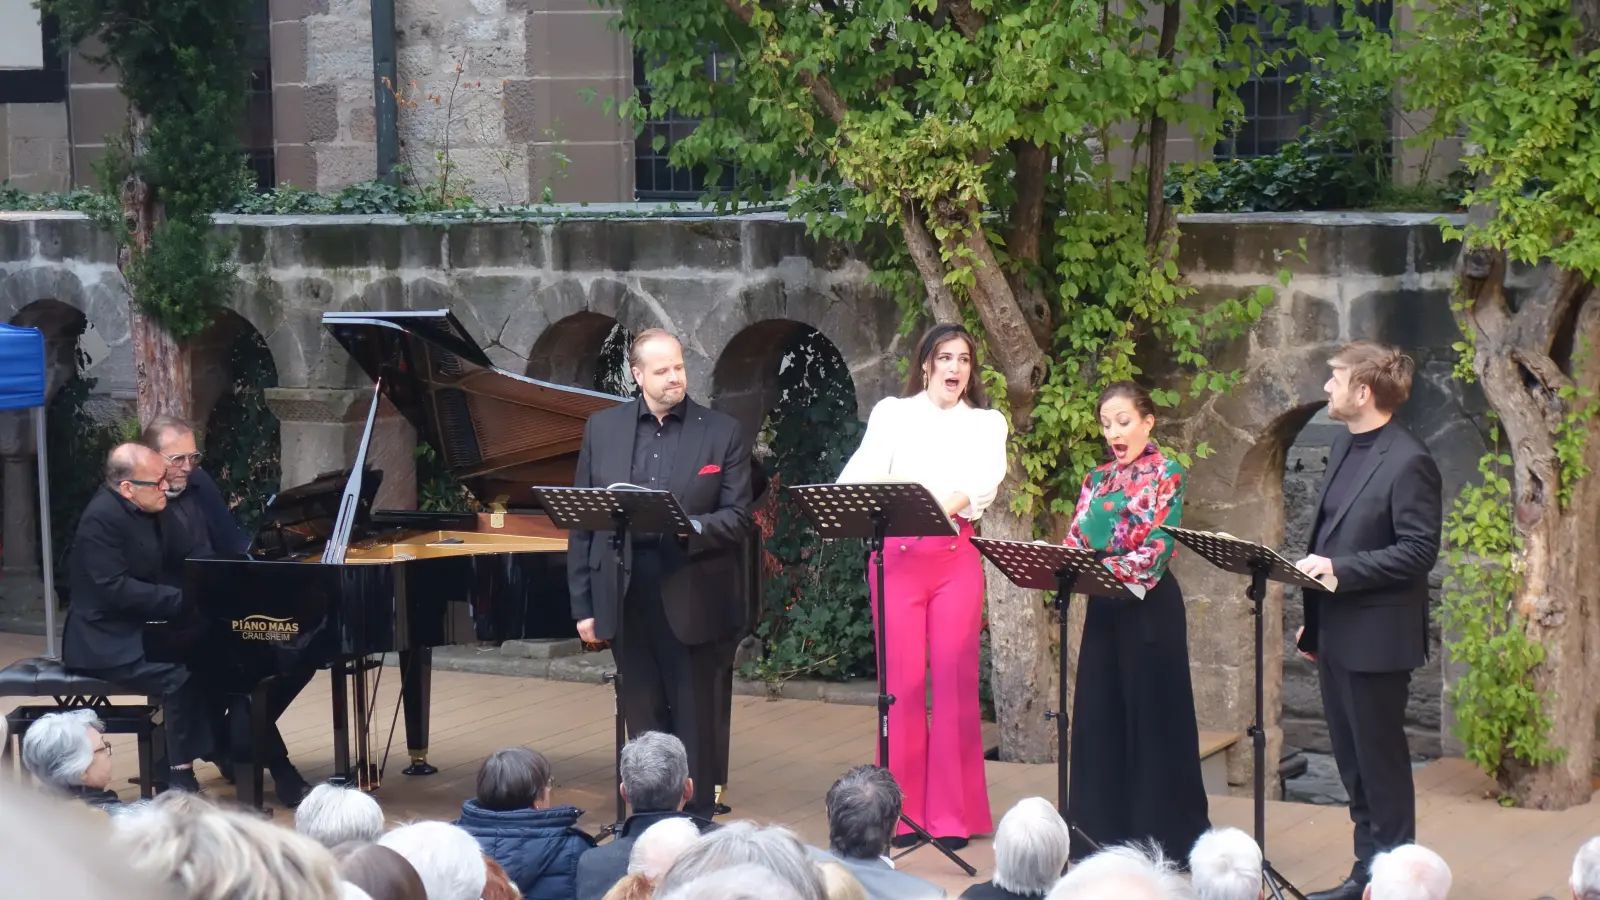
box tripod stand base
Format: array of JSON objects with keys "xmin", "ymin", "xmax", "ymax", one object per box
[
  {"xmin": 888, "ymin": 814, "xmax": 978, "ymax": 877},
  {"xmin": 1264, "ymin": 861, "xmax": 1307, "ymax": 900}
]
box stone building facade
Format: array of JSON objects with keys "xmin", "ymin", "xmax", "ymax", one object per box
[
  {"xmin": 1, "ymin": 0, "xmax": 1448, "ymax": 202},
  {"xmin": 0, "ymin": 208, "xmax": 1485, "ymax": 790}
]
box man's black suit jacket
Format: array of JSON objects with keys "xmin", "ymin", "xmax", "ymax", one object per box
[
  {"xmin": 567, "ymin": 396, "xmax": 753, "ymax": 646},
  {"xmin": 1298, "ymin": 421, "xmax": 1443, "ymax": 673},
  {"xmin": 63, "ymin": 488, "xmax": 186, "ymax": 669}
]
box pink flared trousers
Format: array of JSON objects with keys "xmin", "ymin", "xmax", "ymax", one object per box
[{"xmin": 869, "ymin": 517, "xmax": 993, "ymax": 838}]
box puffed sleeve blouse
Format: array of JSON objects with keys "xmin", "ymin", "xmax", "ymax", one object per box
[{"xmin": 837, "ymin": 393, "xmax": 1010, "ymax": 520}]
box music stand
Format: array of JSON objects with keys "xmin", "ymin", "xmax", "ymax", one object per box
[
  {"xmin": 1169, "ymin": 526, "xmax": 1323, "ymax": 900},
  {"xmin": 971, "ymin": 538, "xmax": 1139, "ymax": 857},
  {"xmin": 531, "ymin": 486, "xmax": 693, "ymax": 835},
  {"xmin": 786, "ymin": 482, "xmax": 975, "ymax": 876}
]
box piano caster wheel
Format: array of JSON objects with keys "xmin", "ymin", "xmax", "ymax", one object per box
[{"xmin": 403, "ymin": 758, "xmax": 438, "ymax": 776}]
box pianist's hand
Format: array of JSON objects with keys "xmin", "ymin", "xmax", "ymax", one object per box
[{"xmin": 577, "ymin": 618, "xmax": 597, "ymax": 643}]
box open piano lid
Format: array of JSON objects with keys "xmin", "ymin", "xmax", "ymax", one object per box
[
  {"xmin": 323, "ymin": 310, "xmax": 627, "ymax": 512},
  {"xmin": 249, "ymin": 466, "xmax": 385, "ymax": 560}
]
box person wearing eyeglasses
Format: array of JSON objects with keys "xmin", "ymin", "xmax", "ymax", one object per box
[
  {"xmin": 62, "ymin": 443, "xmax": 212, "ymax": 794},
  {"xmin": 20, "ymin": 709, "xmax": 125, "ymax": 812},
  {"xmin": 143, "ymin": 415, "xmax": 312, "ymax": 807}
]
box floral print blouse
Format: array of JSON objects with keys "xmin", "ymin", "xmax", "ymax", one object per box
[{"xmin": 1064, "ymin": 443, "xmax": 1185, "ymax": 592}]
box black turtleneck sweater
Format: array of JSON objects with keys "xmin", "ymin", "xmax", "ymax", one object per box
[{"xmin": 1314, "ymin": 422, "xmax": 1387, "ymax": 553}]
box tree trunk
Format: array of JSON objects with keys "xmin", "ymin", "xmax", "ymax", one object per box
[
  {"xmin": 119, "ymin": 111, "xmax": 192, "ymax": 424},
  {"xmin": 983, "ymin": 465, "xmax": 1059, "ymax": 763},
  {"xmin": 1458, "ymin": 245, "xmax": 1600, "ymax": 808}
]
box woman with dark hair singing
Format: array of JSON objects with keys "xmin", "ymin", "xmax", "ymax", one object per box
[
  {"xmin": 836, "ymin": 323, "xmax": 1010, "ymax": 850},
  {"xmin": 1062, "ymin": 381, "xmax": 1210, "ymax": 863}
]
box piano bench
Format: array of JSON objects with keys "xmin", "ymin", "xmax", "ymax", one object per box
[{"xmin": 0, "ymin": 657, "xmax": 164, "ymax": 801}]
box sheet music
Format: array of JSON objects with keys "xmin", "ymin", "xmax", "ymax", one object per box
[{"xmin": 1169, "ymin": 526, "xmax": 1337, "ymax": 592}]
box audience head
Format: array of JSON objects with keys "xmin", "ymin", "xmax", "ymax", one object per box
[
  {"xmin": 296, "ymin": 784, "xmax": 386, "ymax": 848},
  {"xmin": 620, "ymin": 731, "xmax": 693, "ymax": 814},
  {"xmin": 824, "ymin": 765, "xmax": 902, "ymax": 861},
  {"xmin": 379, "ymin": 822, "xmax": 487, "ymax": 900},
  {"xmin": 657, "ymin": 820, "xmax": 825, "ymax": 900},
  {"xmin": 0, "ymin": 784, "xmax": 170, "ymax": 900},
  {"xmin": 1046, "ymin": 843, "xmax": 1193, "ymax": 900},
  {"xmin": 476, "ymin": 746, "xmax": 554, "ymax": 812},
  {"xmin": 143, "ymin": 415, "xmax": 200, "ymax": 495},
  {"xmin": 22, "ymin": 708, "xmax": 114, "ymax": 792},
  {"xmin": 106, "ymin": 442, "xmax": 170, "ymax": 512},
  {"xmin": 658, "ymin": 863, "xmax": 806, "ymax": 900},
  {"xmin": 114, "ymin": 798, "xmax": 345, "ymax": 900},
  {"xmin": 1573, "ymin": 836, "xmax": 1600, "ymax": 900},
  {"xmin": 992, "ymin": 797, "xmax": 1072, "ymax": 897},
  {"xmin": 1365, "ymin": 845, "xmax": 1450, "ymax": 900},
  {"xmin": 1189, "ymin": 828, "xmax": 1263, "ymax": 900},
  {"xmin": 331, "ymin": 842, "xmax": 428, "ymax": 900},
  {"xmin": 628, "ymin": 816, "xmax": 703, "ymax": 879},
  {"xmin": 482, "ymin": 855, "xmax": 522, "ymax": 900},
  {"xmin": 818, "ymin": 861, "xmax": 869, "ymax": 900}
]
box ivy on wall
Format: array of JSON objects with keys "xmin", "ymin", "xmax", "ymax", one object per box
[
  {"xmin": 743, "ymin": 330, "xmax": 873, "ymax": 683},
  {"xmin": 201, "ymin": 327, "xmax": 281, "ymax": 532}
]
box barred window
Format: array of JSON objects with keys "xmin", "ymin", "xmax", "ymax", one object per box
[
  {"xmin": 242, "ymin": 0, "xmax": 275, "ymax": 190},
  {"xmin": 632, "ymin": 49, "xmax": 738, "ymax": 201}
]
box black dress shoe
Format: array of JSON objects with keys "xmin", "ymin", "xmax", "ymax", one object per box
[
  {"xmin": 713, "ymin": 802, "xmax": 732, "ymax": 816},
  {"xmin": 1305, "ymin": 877, "xmax": 1368, "ymax": 900},
  {"xmin": 269, "ymin": 761, "xmax": 310, "ymax": 809},
  {"xmin": 163, "ymin": 767, "xmax": 203, "ymax": 795},
  {"xmin": 891, "ymin": 834, "xmax": 921, "ymax": 849},
  {"xmin": 935, "ymin": 836, "xmax": 969, "ymax": 851}
]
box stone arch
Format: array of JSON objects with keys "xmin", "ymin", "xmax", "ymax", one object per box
[
  {"xmin": 11, "ymin": 299, "xmax": 90, "ymax": 403},
  {"xmin": 526, "ymin": 311, "xmax": 633, "ymax": 392},
  {"xmin": 191, "ymin": 310, "xmax": 284, "ymax": 529},
  {"xmin": 0, "ymin": 263, "xmax": 131, "ymax": 394},
  {"xmin": 710, "ymin": 319, "xmax": 860, "ymax": 445}
]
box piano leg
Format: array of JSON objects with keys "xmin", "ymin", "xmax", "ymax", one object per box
[
  {"xmin": 231, "ymin": 684, "xmax": 270, "ymax": 812},
  {"xmin": 330, "ymin": 658, "xmax": 352, "ymax": 787},
  {"xmin": 399, "ymin": 649, "xmax": 438, "ymax": 776}
]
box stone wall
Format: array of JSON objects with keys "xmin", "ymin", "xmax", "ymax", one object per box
[
  {"xmin": 271, "ymin": 0, "xmax": 632, "ymax": 202},
  {"xmin": 0, "ymin": 104, "xmax": 71, "ymax": 193},
  {"xmin": 0, "ymin": 209, "xmax": 1489, "ymax": 789}
]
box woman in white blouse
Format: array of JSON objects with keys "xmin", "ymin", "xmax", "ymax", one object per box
[{"xmin": 837, "ymin": 323, "xmax": 1010, "ymax": 850}]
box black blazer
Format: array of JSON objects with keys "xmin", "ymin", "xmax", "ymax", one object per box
[
  {"xmin": 1298, "ymin": 422, "xmax": 1442, "ymax": 673},
  {"xmin": 566, "ymin": 397, "xmax": 753, "ymax": 646},
  {"xmin": 62, "ymin": 488, "xmax": 186, "ymax": 670}
]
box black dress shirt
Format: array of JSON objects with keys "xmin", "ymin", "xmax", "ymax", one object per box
[
  {"xmin": 630, "ymin": 397, "xmax": 687, "ymax": 547},
  {"xmin": 1314, "ymin": 421, "xmax": 1387, "ymax": 553}
]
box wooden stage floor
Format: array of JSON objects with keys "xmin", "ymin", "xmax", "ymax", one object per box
[{"xmin": 0, "ymin": 632, "xmax": 1588, "ymax": 897}]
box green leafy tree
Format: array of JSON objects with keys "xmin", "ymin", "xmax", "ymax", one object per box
[
  {"xmin": 41, "ymin": 0, "xmax": 250, "ymax": 424},
  {"xmin": 607, "ymin": 0, "xmax": 1279, "ymax": 760},
  {"xmin": 1333, "ymin": 0, "xmax": 1600, "ymax": 808}
]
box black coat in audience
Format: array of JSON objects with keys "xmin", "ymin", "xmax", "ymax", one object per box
[
  {"xmin": 960, "ymin": 881, "xmax": 1043, "ymax": 900},
  {"xmin": 574, "ymin": 811, "xmax": 716, "ymax": 900}
]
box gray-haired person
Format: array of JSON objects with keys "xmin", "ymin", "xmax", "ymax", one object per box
[
  {"xmin": 962, "ymin": 797, "xmax": 1070, "ymax": 900},
  {"xmin": 21, "ymin": 709, "xmax": 122, "ymax": 811},
  {"xmin": 1189, "ymin": 828, "xmax": 1264, "ymax": 900},
  {"xmin": 811, "ymin": 766, "xmax": 945, "ymax": 900},
  {"xmin": 576, "ymin": 731, "xmax": 711, "ymax": 900},
  {"xmin": 1572, "ymin": 837, "xmax": 1600, "ymax": 900},
  {"xmin": 658, "ymin": 820, "xmax": 826, "ymax": 900},
  {"xmin": 295, "ymin": 783, "xmax": 386, "ymax": 848},
  {"xmin": 1045, "ymin": 844, "xmax": 1194, "ymax": 900}
]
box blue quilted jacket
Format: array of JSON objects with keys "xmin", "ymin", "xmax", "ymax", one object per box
[{"xmin": 455, "ymin": 801, "xmax": 596, "ymax": 900}]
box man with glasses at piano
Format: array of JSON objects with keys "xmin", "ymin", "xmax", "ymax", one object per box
[
  {"xmin": 62, "ymin": 443, "xmax": 213, "ymax": 794},
  {"xmin": 143, "ymin": 415, "xmax": 313, "ymax": 807}
]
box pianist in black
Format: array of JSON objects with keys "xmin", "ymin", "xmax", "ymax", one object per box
[
  {"xmin": 63, "ymin": 443, "xmax": 211, "ymax": 793},
  {"xmin": 144, "ymin": 415, "xmax": 313, "ymax": 807},
  {"xmin": 568, "ymin": 328, "xmax": 753, "ymax": 820}
]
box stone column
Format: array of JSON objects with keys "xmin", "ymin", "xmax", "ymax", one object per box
[
  {"xmin": 265, "ymin": 387, "xmax": 417, "ymax": 513},
  {"xmin": 0, "ymin": 410, "xmax": 45, "ymax": 617}
]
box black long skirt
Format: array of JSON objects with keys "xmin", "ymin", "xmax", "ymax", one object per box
[{"xmin": 1067, "ymin": 571, "xmax": 1211, "ymax": 865}]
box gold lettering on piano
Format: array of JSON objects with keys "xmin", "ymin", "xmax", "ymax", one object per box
[{"xmin": 231, "ymin": 615, "xmax": 301, "ymax": 641}]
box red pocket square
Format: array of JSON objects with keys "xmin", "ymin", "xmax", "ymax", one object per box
[{"xmin": 698, "ymin": 464, "xmax": 722, "ymax": 475}]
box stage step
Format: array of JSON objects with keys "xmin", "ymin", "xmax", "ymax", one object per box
[{"xmin": 980, "ymin": 726, "xmax": 1240, "ymax": 793}]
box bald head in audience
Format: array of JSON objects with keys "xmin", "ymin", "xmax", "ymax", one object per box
[
  {"xmin": 1364, "ymin": 845, "xmax": 1450, "ymax": 900},
  {"xmin": 1045, "ymin": 845, "xmax": 1193, "ymax": 900}
]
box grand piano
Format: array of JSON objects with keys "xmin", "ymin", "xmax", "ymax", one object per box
[{"xmin": 151, "ymin": 310, "xmax": 627, "ymax": 809}]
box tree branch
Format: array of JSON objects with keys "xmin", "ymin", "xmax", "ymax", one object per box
[
  {"xmin": 1512, "ymin": 264, "xmax": 1591, "ymax": 356},
  {"xmin": 951, "ymin": 202, "xmax": 1048, "ymax": 404},
  {"xmin": 901, "ymin": 201, "xmax": 964, "ymax": 325},
  {"xmin": 720, "ymin": 0, "xmax": 850, "ymax": 126},
  {"xmin": 1144, "ymin": 0, "xmax": 1180, "ymax": 252},
  {"xmin": 1006, "ymin": 141, "xmax": 1053, "ymax": 347},
  {"xmin": 1456, "ymin": 245, "xmax": 1512, "ymax": 349},
  {"xmin": 948, "ymin": 0, "xmax": 985, "ymax": 38},
  {"xmin": 1574, "ymin": 0, "xmax": 1600, "ymax": 56}
]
